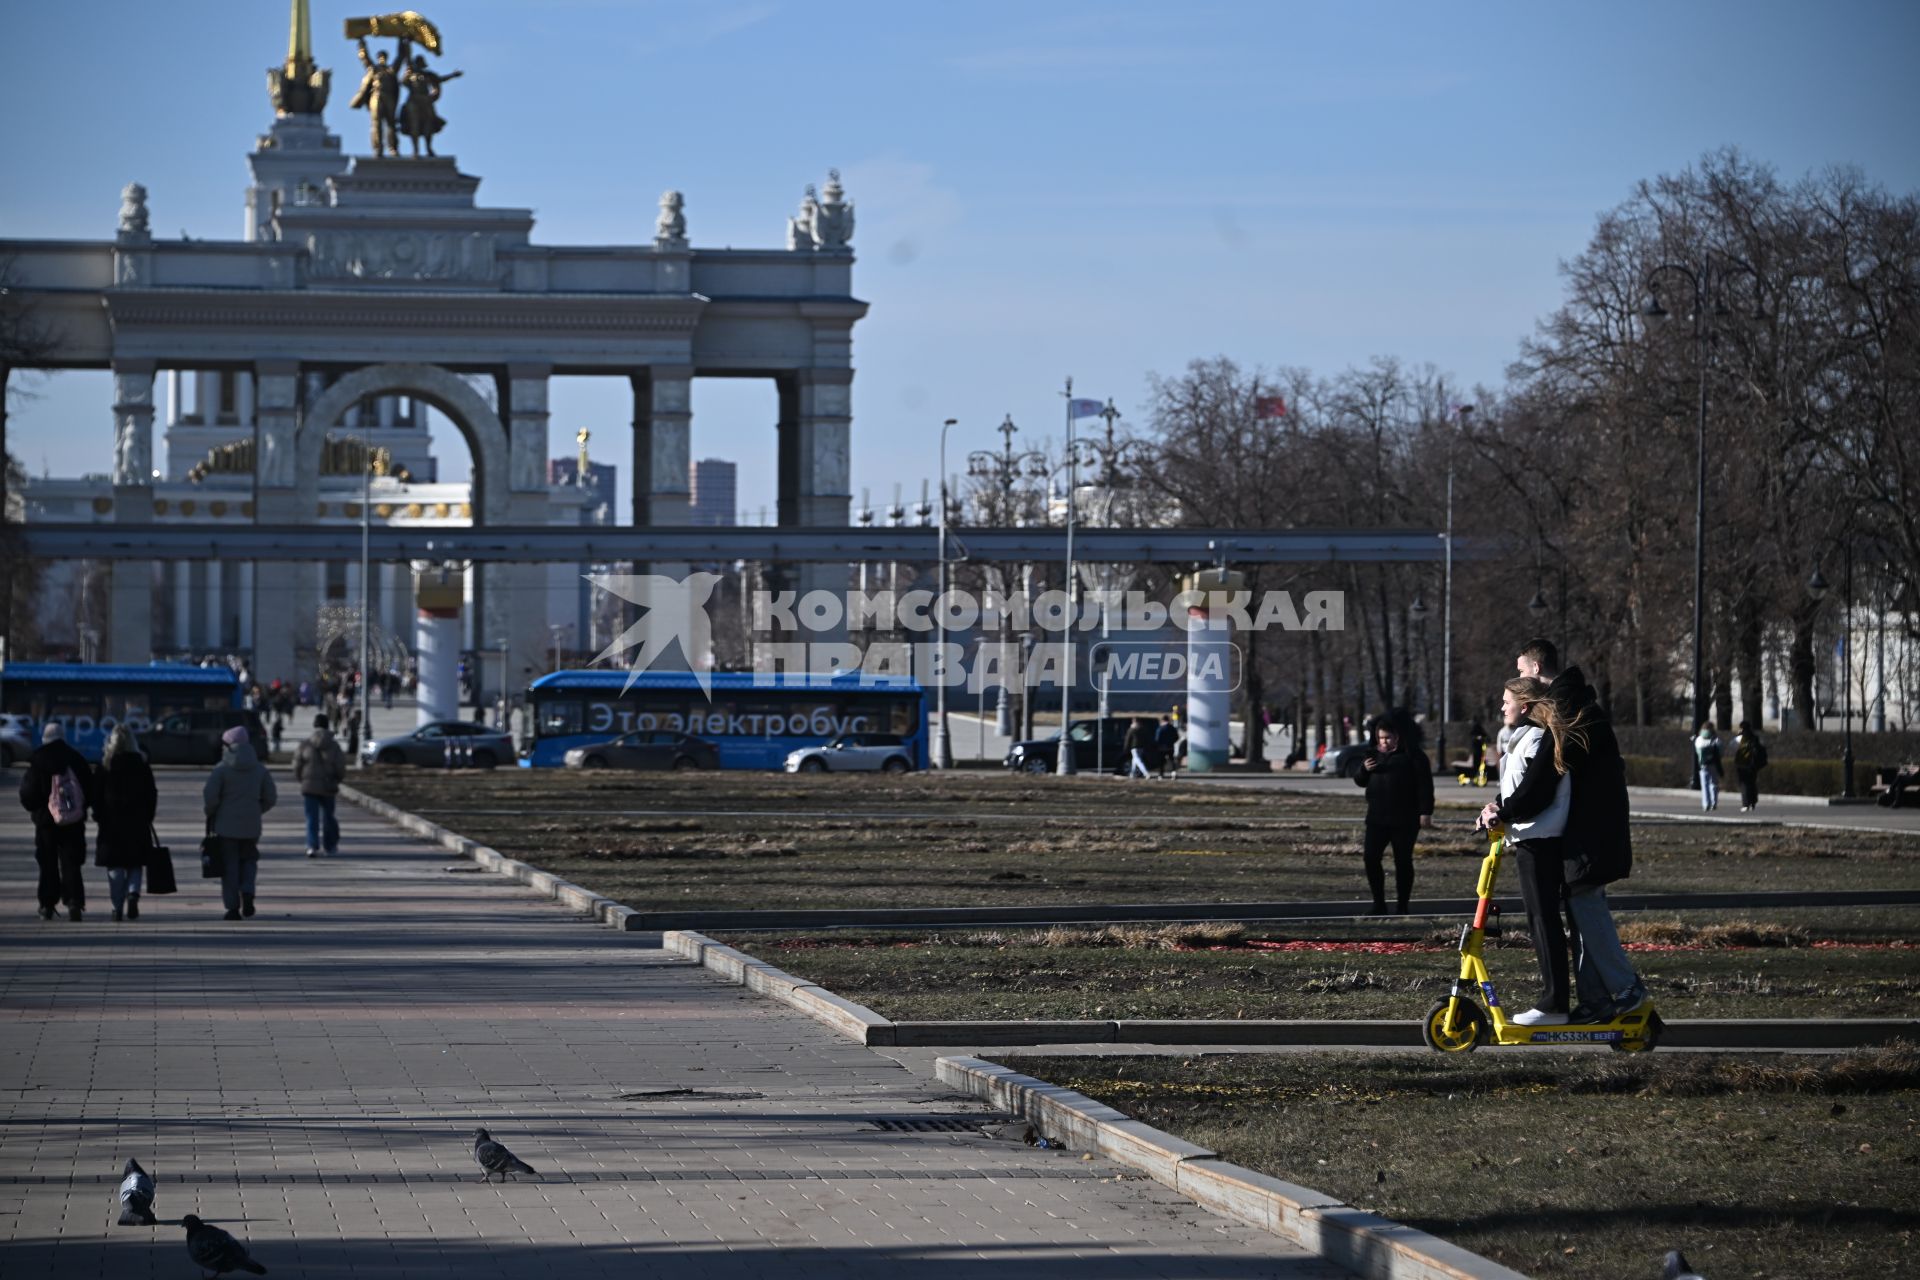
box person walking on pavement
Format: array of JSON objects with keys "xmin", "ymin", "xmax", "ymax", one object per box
[
  {"xmin": 204, "ymin": 725, "xmax": 277, "ymax": 921},
  {"xmin": 1153, "ymin": 715, "xmax": 1180, "ymax": 778},
  {"xmin": 93, "ymin": 725, "xmax": 158, "ymax": 922},
  {"xmin": 1733, "ymin": 721, "xmax": 1768, "ymax": 812},
  {"xmin": 20, "ymin": 723, "xmax": 96, "ymax": 921},
  {"xmin": 293, "ymin": 714, "xmax": 346, "ymax": 858},
  {"xmin": 1352, "ymin": 708, "xmax": 1433, "ymax": 914},
  {"xmin": 1693, "ymin": 723, "xmax": 1723, "ymax": 811},
  {"xmin": 1124, "ymin": 717, "xmax": 1152, "ymax": 779}
]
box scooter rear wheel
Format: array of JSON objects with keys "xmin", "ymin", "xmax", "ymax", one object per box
[{"xmin": 1422, "ymin": 998, "xmax": 1488, "ymax": 1053}]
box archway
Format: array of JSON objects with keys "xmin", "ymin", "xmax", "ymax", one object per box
[{"xmin": 300, "ymin": 362, "xmax": 508, "ymax": 525}]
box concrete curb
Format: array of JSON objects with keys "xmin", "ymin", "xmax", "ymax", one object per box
[
  {"xmin": 936, "ymin": 1055, "xmax": 1530, "ymax": 1280},
  {"xmin": 340, "ymin": 784, "xmax": 639, "ymax": 930},
  {"xmin": 662, "ymin": 929, "xmax": 900, "ymax": 1045}
]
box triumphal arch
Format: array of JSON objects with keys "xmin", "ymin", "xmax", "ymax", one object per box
[{"xmin": 2, "ymin": 4, "xmax": 864, "ymax": 686}]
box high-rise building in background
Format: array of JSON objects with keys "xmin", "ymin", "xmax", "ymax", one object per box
[
  {"xmin": 547, "ymin": 455, "xmax": 620, "ymax": 657},
  {"xmin": 689, "ymin": 458, "xmax": 737, "ymax": 526}
]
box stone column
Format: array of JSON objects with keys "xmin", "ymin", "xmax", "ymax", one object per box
[
  {"xmin": 108, "ymin": 359, "xmax": 156, "ymax": 662},
  {"xmin": 237, "ymin": 371, "xmax": 255, "ymax": 428},
  {"xmin": 196, "ymin": 372, "xmax": 218, "ymax": 426},
  {"xmin": 250, "ymin": 359, "xmax": 313, "ymax": 685},
  {"xmin": 487, "ymin": 364, "xmax": 554, "ymax": 690},
  {"xmin": 172, "ymin": 563, "xmax": 192, "ymax": 650},
  {"xmin": 777, "ymin": 368, "xmax": 853, "ymax": 654},
  {"xmin": 625, "ymin": 367, "xmax": 694, "ymax": 670}
]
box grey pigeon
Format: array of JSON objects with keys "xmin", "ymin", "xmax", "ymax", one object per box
[
  {"xmin": 472, "ymin": 1127, "xmax": 538, "ymax": 1183},
  {"xmin": 181, "ymin": 1214, "xmax": 267, "ymax": 1276},
  {"xmin": 116, "ymin": 1157, "xmax": 155, "ymax": 1226},
  {"xmin": 1663, "ymin": 1252, "xmax": 1705, "ymax": 1280}
]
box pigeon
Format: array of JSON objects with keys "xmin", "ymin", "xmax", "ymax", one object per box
[
  {"xmin": 116, "ymin": 1157, "xmax": 156, "ymax": 1226},
  {"xmin": 1663, "ymin": 1251, "xmax": 1705, "ymax": 1280},
  {"xmin": 472, "ymin": 1127, "xmax": 538, "ymax": 1183},
  {"xmin": 181, "ymin": 1214, "xmax": 267, "ymax": 1276}
]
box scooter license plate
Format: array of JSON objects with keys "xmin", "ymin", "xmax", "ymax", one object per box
[{"xmin": 1528, "ymin": 1029, "xmax": 1625, "ymax": 1044}]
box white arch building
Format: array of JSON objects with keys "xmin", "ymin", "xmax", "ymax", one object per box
[{"xmin": 4, "ymin": 8, "xmax": 865, "ymax": 690}]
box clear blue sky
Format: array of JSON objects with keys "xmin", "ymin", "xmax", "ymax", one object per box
[{"xmin": 4, "ymin": 0, "xmax": 1916, "ymax": 520}]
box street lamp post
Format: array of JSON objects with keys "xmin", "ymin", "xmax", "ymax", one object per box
[
  {"xmin": 934, "ymin": 417, "xmax": 958, "ymax": 769},
  {"xmin": 1645, "ymin": 254, "xmax": 1760, "ymax": 734},
  {"xmin": 970, "ymin": 415, "xmax": 1047, "ymax": 740},
  {"xmin": 358, "ymin": 444, "xmax": 372, "ymax": 754},
  {"xmin": 1439, "ymin": 404, "xmax": 1470, "ymax": 775},
  {"xmin": 1057, "ymin": 378, "xmax": 1080, "ymax": 776}
]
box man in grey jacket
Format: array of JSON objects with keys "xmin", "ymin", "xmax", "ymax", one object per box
[
  {"xmin": 293, "ymin": 715, "xmax": 346, "ymax": 858},
  {"xmin": 204, "ymin": 725, "xmax": 277, "ymax": 920}
]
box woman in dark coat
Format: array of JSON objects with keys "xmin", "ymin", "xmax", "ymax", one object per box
[
  {"xmin": 93, "ymin": 724, "xmax": 158, "ymax": 921},
  {"xmin": 1351, "ymin": 708, "xmax": 1434, "ymax": 913}
]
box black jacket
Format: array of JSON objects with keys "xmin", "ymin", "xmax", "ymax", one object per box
[
  {"xmin": 1502, "ymin": 666, "xmax": 1631, "ymax": 889},
  {"xmin": 19, "ymin": 739, "xmax": 95, "ymax": 828},
  {"xmin": 1352, "ymin": 746, "xmax": 1434, "ymax": 826},
  {"xmin": 93, "ymin": 752, "xmax": 159, "ymax": 869}
]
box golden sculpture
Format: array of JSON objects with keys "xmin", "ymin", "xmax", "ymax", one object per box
[
  {"xmin": 344, "ymin": 12, "xmax": 442, "ymax": 54},
  {"xmin": 349, "ymin": 36, "xmax": 405, "ymax": 156},
  {"xmin": 576, "ymin": 428, "xmax": 591, "ymax": 476},
  {"xmin": 399, "ymin": 55, "xmax": 462, "ymax": 157},
  {"xmin": 270, "ymin": 0, "xmax": 330, "ymax": 116},
  {"xmin": 346, "ymin": 13, "xmax": 455, "ymax": 158}
]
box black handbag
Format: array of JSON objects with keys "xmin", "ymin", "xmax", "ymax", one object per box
[
  {"xmin": 146, "ymin": 825, "xmax": 178, "ymax": 895},
  {"xmin": 200, "ymin": 818, "xmax": 222, "ymax": 879}
]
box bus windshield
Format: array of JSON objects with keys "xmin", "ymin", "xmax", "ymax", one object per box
[{"xmin": 0, "ymin": 662, "xmax": 242, "ymax": 761}]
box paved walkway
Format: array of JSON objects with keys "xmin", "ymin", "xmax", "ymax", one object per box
[{"xmin": 0, "ymin": 769, "xmax": 1342, "ymax": 1279}]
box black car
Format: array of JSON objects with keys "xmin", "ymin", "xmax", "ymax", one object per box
[
  {"xmin": 564, "ymin": 730, "xmax": 720, "ymax": 771},
  {"xmin": 362, "ymin": 721, "xmax": 517, "ymax": 769},
  {"xmin": 1003, "ymin": 717, "xmax": 1132, "ymax": 775},
  {"xmin": 142, "ymin": 709, "xmax": 268, "ymax": 765}
]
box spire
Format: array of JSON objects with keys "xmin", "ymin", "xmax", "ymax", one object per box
[
  {"xmin": 268, "ymin": 0, "xmax": 330, "ymax": 116},
  {"xmin": 287, "ymin": 0, "xmax": 312, "ymax": 71}
]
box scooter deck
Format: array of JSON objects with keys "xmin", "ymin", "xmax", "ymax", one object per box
[{"xmin": 1489, "ymin": 1006, "xmax": 1660, "ymax": 1047}]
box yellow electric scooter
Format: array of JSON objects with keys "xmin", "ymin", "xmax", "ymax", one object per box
[{"xmin": 1421, "ymin": 827, "xmax": 1663, "ymax": 1053}]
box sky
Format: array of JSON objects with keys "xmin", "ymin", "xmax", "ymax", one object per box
[{"xmin": 3, "ymin": 0, "xmax": 1917, "ymax": 522}]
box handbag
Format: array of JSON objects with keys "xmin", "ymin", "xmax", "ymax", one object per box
[
  {"xmin": 145, "ymin": 825, "xmax": 178, "ymax": 895},
  {"xmin": 200, "ymin": 818, "xmax": 222, "ymax": 879}
]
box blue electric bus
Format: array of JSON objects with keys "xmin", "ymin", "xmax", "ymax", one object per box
[
  {"xmin": 525, "ymin": 670, "xmax": 928, "ymax": 770},
  {"xmin": 0, "ymin": 662, "xmax": 243, "ymax": 762}
]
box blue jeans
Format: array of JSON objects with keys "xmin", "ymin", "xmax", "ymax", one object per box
[
  {"xmin": 106, "ymin": 866, "xmax": 145, "ymax": 912},
  {"xmin": 303, "ymin": 794, "xmax": 340, "ymax": 853},
  {"xmin": 1565, "ymin": 886, "xmax": 1640, "ymax": 1006},
  {"xmin": 1699, "ymin": 767, "xmax": 1719, "ymax": 810},
  {"xmin": 219, "ymin": 840, "xmax": 259, "ymax": 913}
]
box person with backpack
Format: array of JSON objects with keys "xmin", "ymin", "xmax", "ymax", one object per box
[
  {"xmin": 93, "ymin": 724, "xmax": 159, "ymax": 922},
  {"xmin": 20, "ymin": 723, "xmax": 96, "ymax": 921},
  {"xmin": 1733, "ymin": 721, "xmax": 1768, "ymax": 812},
  {"xmin": 204, "ymin": 725, "xmax": 278, "ymax": 921},
  {"xmin": 293, "ymin": 714, "xmax": 347, "ymax": 858},
  {"xmin": 1693, "ymin": 723, "xmax": 1724, "ymax": 812}
]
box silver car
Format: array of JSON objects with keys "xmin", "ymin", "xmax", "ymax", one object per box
[
  {"xmin": 362, "ymin": 720, "xmax": 516, "ymax": 769},
  {"xmin": 0, "ymin": 713, "xmax": 31, "ymax": 767},
  {"xmin": 784, "ymin": 733, "xmax": 916, "ymax": 774}
]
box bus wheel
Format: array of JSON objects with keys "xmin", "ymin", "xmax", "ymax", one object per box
[
  {"xmin": 800, "ymin": 758, "xmax": 828, "ymax": 773},
  {"xmin": 882, "ymin": 757, "xmax": 910, "ymax": 774}
]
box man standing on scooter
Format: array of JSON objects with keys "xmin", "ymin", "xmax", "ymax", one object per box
[{"xmin": 1487, "ymin": 639, "xmax": 1646, "ymax": 1023}]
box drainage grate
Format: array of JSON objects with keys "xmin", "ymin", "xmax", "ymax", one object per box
[{"xmin": 869, "ymin": 1116, "xmax": 983, "ymax": 1134}]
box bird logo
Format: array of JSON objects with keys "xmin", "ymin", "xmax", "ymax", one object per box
[{"xmin": 584, "ymin": 572, "xmax": 722, "ymax": 699}]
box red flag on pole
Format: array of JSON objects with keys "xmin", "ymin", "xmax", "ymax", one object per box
[{"xmin": 1254, "ymin": 395, "xmax": 1287, "ymax": 419}]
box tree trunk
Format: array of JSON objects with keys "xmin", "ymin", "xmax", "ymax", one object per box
[
  {"xmin": 1735, "ymin": 598, "xmax": 1765, "ymax": 730},
  {"xmin": 1790, "ymin": 611, "xmax": 1818, "ymax": 730}
]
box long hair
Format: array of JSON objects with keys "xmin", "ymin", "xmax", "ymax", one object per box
[
  {"xmin": 1504, "ymin": 676, "xmax": 1588, "ymax": 775},
  {"xmin": 102, "ymin": 723, "xmax": 141, "ymax": 767}
]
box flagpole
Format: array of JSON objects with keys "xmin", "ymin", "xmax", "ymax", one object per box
[{"xmin": 1057, "ymin": 375, "xmax": 1078, "ymax": 775}]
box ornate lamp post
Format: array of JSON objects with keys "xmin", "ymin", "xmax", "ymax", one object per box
[
  {"xmin": 1644, "ymin": 253, "xmax": 1761, "ymax": 734},
  {"xmin": 933, "ymin": 417, "xmax": 959, "ymax": 769},
  {"xmin": 969, "ymin": 415, "xmax": 1048, "ymax": 738}
]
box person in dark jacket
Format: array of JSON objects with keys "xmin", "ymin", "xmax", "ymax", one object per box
[
  {"xmin": 1153, "ymin": 715, "xmax": 1180, "ymax": 778},
  {"xmin": 20, "ymin": 723, "xmax": 98, "ymax": 920},
  {"xmin": 204, "ymin": 725, "xmax": 278, "ymax": 921},
  {"xmin": 1733, "ymin": 721, "xmax": 1767, "ymax": 812},
  {"xmin": 292, "ymin": 714, "xmax": 347, "ymax": 857},
  {"xmin": 1124, "ymin": 718, "xmax": 1152, "ymax": 779},
  {"xmin": 93, "ymin": 724, "xmax": 158, "ymax": 922},
  {"xmin": 1351, "ymin": 709, "xmax": 1434, "ymax": 913},
  {"xmin": 1505, "ymin": 638, "xmax": 1644, "ymax": 1021}
]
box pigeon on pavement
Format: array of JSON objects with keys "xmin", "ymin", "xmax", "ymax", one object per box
[
  {"xmin": 116, "ymin": 1157, "xmax": 156, "ymax": 1226},
  {"xmin": 181, "ymin": 1214, "xmax": 267, "ymax": 1276},
  {"xmin": 1663, "ymin": 1251, "xmax": 1706, "ymax": 1280},
  {"xmin": 472, "ymin": 1127, "xmax": 538, "ymax": 1183}
]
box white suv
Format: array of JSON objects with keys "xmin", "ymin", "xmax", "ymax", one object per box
[{"xmin": 784, "ymin": 733, "xmax": 915, "ymax": 774}]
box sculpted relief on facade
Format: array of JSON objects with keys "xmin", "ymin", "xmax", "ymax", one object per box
[{"xmin": 306, "ymin": 229, "xmax": 508, "ymax": 284}]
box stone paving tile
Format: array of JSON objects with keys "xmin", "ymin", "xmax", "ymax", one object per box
[{"xmin": 1, "ymin": 769, "xmax": 1345, "ymax": 1278}]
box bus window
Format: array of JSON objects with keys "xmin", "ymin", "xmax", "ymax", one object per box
[{"xmin": 538, "ymin": 700, "xmax": 583, "ymax": 736}]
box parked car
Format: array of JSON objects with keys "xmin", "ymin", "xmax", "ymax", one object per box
[
  {"xmin": 564, "ymin": 730, "xmax": 720, "ymax": 771},
  {"xmin": 1002, "ymin": 717, "xmax": 1131, "ymax": 775},
  {"xmin": 784, "ymin": 733, "xmax": 917, "ymax": 774},
  {"xmin": 362, "ymin": 720, "xmax": 516, "ymax": 769},
  {"xmin": 0, "ymin": 713, "xmax": 32, "ymax": 767},
  {"xmin": 141, "ymin": 709, "xmax": 268, "ymax": 766}
]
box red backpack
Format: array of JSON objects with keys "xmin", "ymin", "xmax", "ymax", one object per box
[{"xmin": 48, "ymin": 767, "xmax": 85, "ymax": 826}]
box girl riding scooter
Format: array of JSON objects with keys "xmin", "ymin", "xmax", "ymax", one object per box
[{"xmin": 1490, "ymin": 677, "xmax": 1574, "ymax": 1026}]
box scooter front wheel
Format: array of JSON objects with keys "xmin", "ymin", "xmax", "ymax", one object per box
[{"xmin": 1422, "ymin": 998, "xmax": 1488, "ymax": 1053}]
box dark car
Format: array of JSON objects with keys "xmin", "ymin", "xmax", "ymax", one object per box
[
  {"xmin": 362, "ymin": 720, "xmax": 516, "ymax": 769},
  {"xmin": 563, "ymin": 730, "xmax": 720, "ymax": 771},
  {"xmin": 1003, "ymin": 717, "xmax": 1132, "ymax": 775},
  {"xmin": 142, "ymin": 709, "xmax": 268, "ymax": 765}
]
